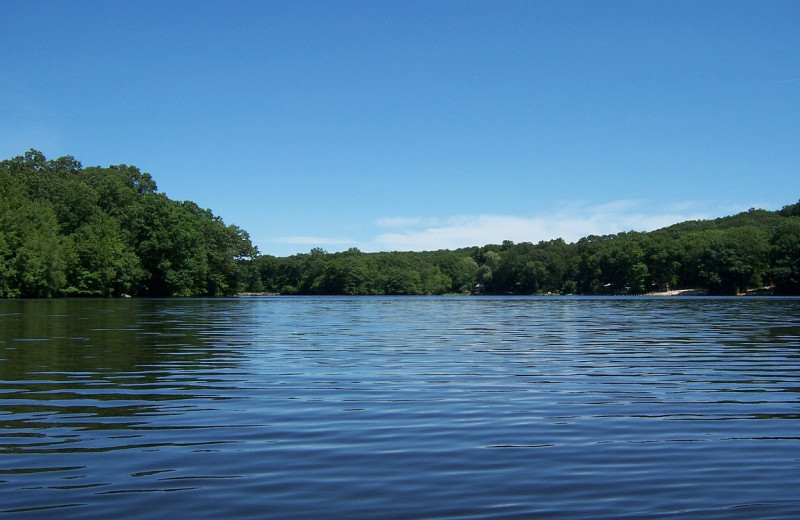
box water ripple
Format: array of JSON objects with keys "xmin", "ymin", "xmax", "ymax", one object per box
[{"xmin": 1, "ymin": 297, "xmax": 799, "ymax": 518}]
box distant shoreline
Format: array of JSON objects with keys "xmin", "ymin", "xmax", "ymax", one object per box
[
  {"xmin": 234, "ymin": 290, "xmax": 718, "ymax": 297},
  {"xmin": 646, "ymin": 287, "xmax": 777, "ymax": 296},
  {"xmin": 230, "ymin": 288, "xmax": 790, "ymax": 297},
  {"xmin": 646, "ymin": 288, "xmax": 710, "ymax": 296}
]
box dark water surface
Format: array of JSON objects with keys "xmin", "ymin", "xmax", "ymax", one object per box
[{"xmin": 1, "ymin": 296, "xmax": 800, "ymax": 519}]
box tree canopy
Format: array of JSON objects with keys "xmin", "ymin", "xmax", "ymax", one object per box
[
  {"xmin": 2, "ymin": 150, "xmax": 798, "ymax": 297},
  {"xmin": 0, "ymin": 150, "xmax": 256, "ymax": 297}
]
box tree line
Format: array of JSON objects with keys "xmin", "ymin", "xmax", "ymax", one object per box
[
  {"xmin": 2, "ymin": 150, "xmax": 799, "ymax": 297},
  {"xmin": 243, "ymin": 203, "xmax": 800, "ymax": 295},
  {"xmin": 243, "ymin": 202, "xmax": 800, "ymax": 297}
]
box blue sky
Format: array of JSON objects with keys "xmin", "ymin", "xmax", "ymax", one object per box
[{"xmin": 2, "ymin": 0, "xmax": 798, "ymax": 257}]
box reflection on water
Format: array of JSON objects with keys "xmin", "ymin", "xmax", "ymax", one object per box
[{"xmin": 1, "ymin": 296, "xmax": 800, "ymax": 519}]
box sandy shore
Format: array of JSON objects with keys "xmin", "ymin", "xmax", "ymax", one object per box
[{"xmin": 647, "ymin": 288, "xmax": 709, "ymax": 296}]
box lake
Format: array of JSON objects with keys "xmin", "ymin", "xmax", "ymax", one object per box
[{"xmin": 1, "ymin": 296, "xmax": 800, "ymax": 519}]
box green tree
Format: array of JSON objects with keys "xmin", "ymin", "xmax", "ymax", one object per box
[
  {"xmin": 420, "ymin": 265, "xmax": 452, "ymax": 295},
  {"xmin": 67, "ymin": 214, "xmax": 142, "ymax": 296},
  {"xmin": 643, "ymin": 234, "xmax": 681, "ymax": 291},
  {"xmin": 381, "ymin": 266, "xmax": 422, "ymax": 295},
  {"xmin": 337, "ymin": 251, "xmax": 372, "ymax": 294},
  {"xmin": 451, "ymin": 256, "xmax": 478, "ymax": 293},
  {"xmin": 778, "ymin": 200, "xmax": 800, "ymax": 217},
  {"xmin": 129, "ymin": 194, "xmax": 207, "ymax": 296},
  {"xmin": 769, "ymin": 219, "xmax": 800, "ymax": 295},
  {"xmin": 182, "ymin": 201, "xmax": 257, "ymax": 296},
  {"xmin": 14, "ymin": 201, "xmax": 68, "ymax": 297},
  {"xmin": 695, "ymin": 227, "xmax": 768, "ymax": 295}
]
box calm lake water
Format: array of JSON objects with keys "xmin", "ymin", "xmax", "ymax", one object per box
[{"xmin": 1, "ymin": 296, "xmax": 800, "ymax": 519}]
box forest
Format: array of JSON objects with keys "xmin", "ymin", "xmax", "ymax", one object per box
[{"xmin": 2, "ymin": 150, "xmax": 799, "ymax": 297}]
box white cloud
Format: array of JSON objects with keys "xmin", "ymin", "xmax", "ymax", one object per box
[
  {"xmin": 362, "ymin": 200, "xmax": 713, "ymax": 252},
  {"xmin": 264, "ymin": 199, "xmax": 744, "ymax": 256},
  {"xmin": 274, "ymin": 235, "xmax": 355, "ymax": 246}
]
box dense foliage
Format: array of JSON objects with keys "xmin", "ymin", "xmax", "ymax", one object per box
[
  {"xmin": 242, "ymin": 203, "xmax": 800, "ymax": 296},
  {"xmin": 2, "ymin": 150, "xmax": 798, "ymax": 298},
  {"xmin": 0, "ymin": 150, "xmax": 256, "ymax": 297}
]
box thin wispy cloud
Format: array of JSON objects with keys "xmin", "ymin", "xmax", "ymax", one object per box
[
  {"xmin": 274, "ymin": 236, "xmax": 355, "ymax": 246},
  {"xmin": 266, "ymin": 200, "xmax": 756, "ymax": 256},
  {"xmin": 754, "ymin": 77, "xmax": 799, "ymax": 86},
  {"xmin": 364, "ymin": 200, "xmax": 713, "ymax": 252},
  {"xmin": 375, "ymin": 217, "xmax": 443, "ymax": 229}
]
